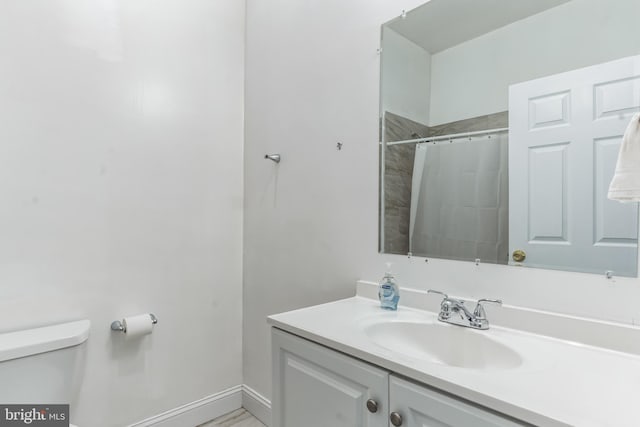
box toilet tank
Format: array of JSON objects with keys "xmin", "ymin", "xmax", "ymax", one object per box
[{"xmin": 0, "ymin": 320, "xmax": 90, "ymax": 404}]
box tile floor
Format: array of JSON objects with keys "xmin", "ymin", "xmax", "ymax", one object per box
[{"xmin": 198, "ymin": 408, "xmax": 265, "ymax": 427}]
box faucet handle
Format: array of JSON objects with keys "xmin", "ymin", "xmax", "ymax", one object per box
[
  {"xmin": 427, "ymin": 289, "xmax": 449, "ymax": 299},
  {"xmin": 428, "ymin": 290, "xmax": 453, "ymax": 319},
  {"xmin": 473, "ymin": 298, "xmax": 502, "ymax": 319}
]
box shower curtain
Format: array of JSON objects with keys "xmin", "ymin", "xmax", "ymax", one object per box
[{"xmin": 409, "ymin": 133, "xmax": 509, "ymax": 264}]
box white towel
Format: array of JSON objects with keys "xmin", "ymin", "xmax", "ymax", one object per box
[{"xmin": 608, "ymin": 113, "xmax": 640, "ymax": 202}]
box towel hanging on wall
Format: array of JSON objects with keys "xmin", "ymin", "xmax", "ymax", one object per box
[{"xmin": 608, "ymin": 113, "xmax": 640, "ymax": 202}]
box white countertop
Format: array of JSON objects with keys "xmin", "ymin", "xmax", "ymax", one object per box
[{"xmin": 268, "ymin": 296, "xmax": 640, "ymax": 427}]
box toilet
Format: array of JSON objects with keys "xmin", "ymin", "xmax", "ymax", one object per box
[{"xmin": 0, "ymin": 320, "xmax": 90, "ymax": 427}]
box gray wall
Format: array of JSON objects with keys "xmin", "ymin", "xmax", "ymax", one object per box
[
  {"xmin": 244, "ymin": 0, "xmax": 423, "ymax": 400},
  {"xmin": 0, "ymin": 1, "xmax": 245, "ymax": 425}
]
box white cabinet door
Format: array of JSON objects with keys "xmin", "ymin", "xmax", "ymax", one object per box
[
  {"xmin": 389, "ymin": 376, "xmax": 528, "ymax": 427},
  {"xmin": 509, "ymin": 55, "xmax": 639, "ymax": 276},
  {"xmin": 271, "ymin": 328, "xmax": 389, "ymax": 427}
]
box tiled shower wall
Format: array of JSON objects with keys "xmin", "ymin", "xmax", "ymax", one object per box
[{"xmin": 383, "ymin": 112, "xmax": 427, "ymax": 254}]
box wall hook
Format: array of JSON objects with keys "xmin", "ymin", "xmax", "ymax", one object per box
[
  {"xmin": 336, "ymin": 142, "xmax": 343, "ymax": 151},
  {"xmin": 265, "ymin": 154, "xmax": 281, "ymax": 163}
]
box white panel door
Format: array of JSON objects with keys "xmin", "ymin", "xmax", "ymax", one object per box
[
  {"xmin": 271, "ymin": 328, "xmax": 389, "ymax": 427},
  {"xmin": 509, "ymin": 55, "xmax": 640, "ymax": 276},
  {"xmin": 389, "ymin": 376, "xmax": 528, "ymax": 427}
]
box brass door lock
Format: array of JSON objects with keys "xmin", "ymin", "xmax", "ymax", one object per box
[{"xmin": 512, "ymin": 249, "xmax": 526, "ymax": 262}]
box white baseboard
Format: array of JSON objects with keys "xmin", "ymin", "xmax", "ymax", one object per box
[
  {"xmin": 126, "ymin": 384, "xmax": 272, "ymax": 427},
  {"xmin": 242, "ymin": 385, "xmax": 271, "ymax": 426},
  {"xmin": 128, "ymin": 385, "xmax": 243, "ymax": 427}
]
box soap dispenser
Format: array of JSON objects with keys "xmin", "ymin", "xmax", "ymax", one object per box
[{"xmin": 378, "ymin": 262, "xmax": 400, "ymax": 310}]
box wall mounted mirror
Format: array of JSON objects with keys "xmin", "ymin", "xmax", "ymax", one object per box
[{"xmin": 379, "ymin": 0, "xmax": 640, "ymax": 277}]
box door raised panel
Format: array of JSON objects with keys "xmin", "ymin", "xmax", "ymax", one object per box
[
  {"xmin": 389, "ymin": 375, "xmax": 528, "ymax": 427},
  {"xmin": 594, "ymin": 136, "xmax": 639, "ymax": 244},
  {"xmin": 594, "ymin": 76, "xmax": 640, "ymax": 120},
  {"xmin": 528, "ymin": 91, "xmax": 570, "ymax": 130},
  {"xmin": 528, "ymin": 142, "xmax": 569, "ymax": 242},
  {"xmin": 283, "ymin": 354, "xmax": 367, "ymax": 427},
  {"xmin": 272, "ymin": 328, "xmax": 388, "ymax": 427}
]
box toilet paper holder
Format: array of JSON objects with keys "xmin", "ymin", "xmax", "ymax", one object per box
[{"xmin": 110, "ymin": 313, "xmax": 158, "ymax": 333}]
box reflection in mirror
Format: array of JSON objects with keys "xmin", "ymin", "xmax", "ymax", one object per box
[{"xmin": 380, "ymin": 0, "xmax": 640, "ymax": 276}]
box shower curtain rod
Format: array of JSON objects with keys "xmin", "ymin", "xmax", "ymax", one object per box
[{"xmin": 386, "ymin": 127, "xmax": 509, "ymax": 146}]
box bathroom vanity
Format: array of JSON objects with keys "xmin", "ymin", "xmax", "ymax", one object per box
[
  {"xmin": 269, "ymin": 283, "xmax": 640, "ymax": 427},
  {"xmin": 271, "ymin": 328, "xmax": 526, "ymax": 427}
]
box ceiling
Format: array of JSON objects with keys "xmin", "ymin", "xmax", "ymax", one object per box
[{"xmin": 387, "ymin": 0, "xmax": 571, "ymax": 54}]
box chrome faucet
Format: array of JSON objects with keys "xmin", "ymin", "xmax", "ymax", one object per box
[{"xmin": 427, "ymin": 290, "xmax": 502, "ymax": 330}]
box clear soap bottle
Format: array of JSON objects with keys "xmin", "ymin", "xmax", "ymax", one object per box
[{"xmin": 378, "ymin": 262, "xmax": 400, "ymax": 310}]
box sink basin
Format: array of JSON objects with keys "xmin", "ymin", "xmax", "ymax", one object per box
[{"xmin": 364, "ymin": 321, "xmax": 522, "ymax": 370}]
